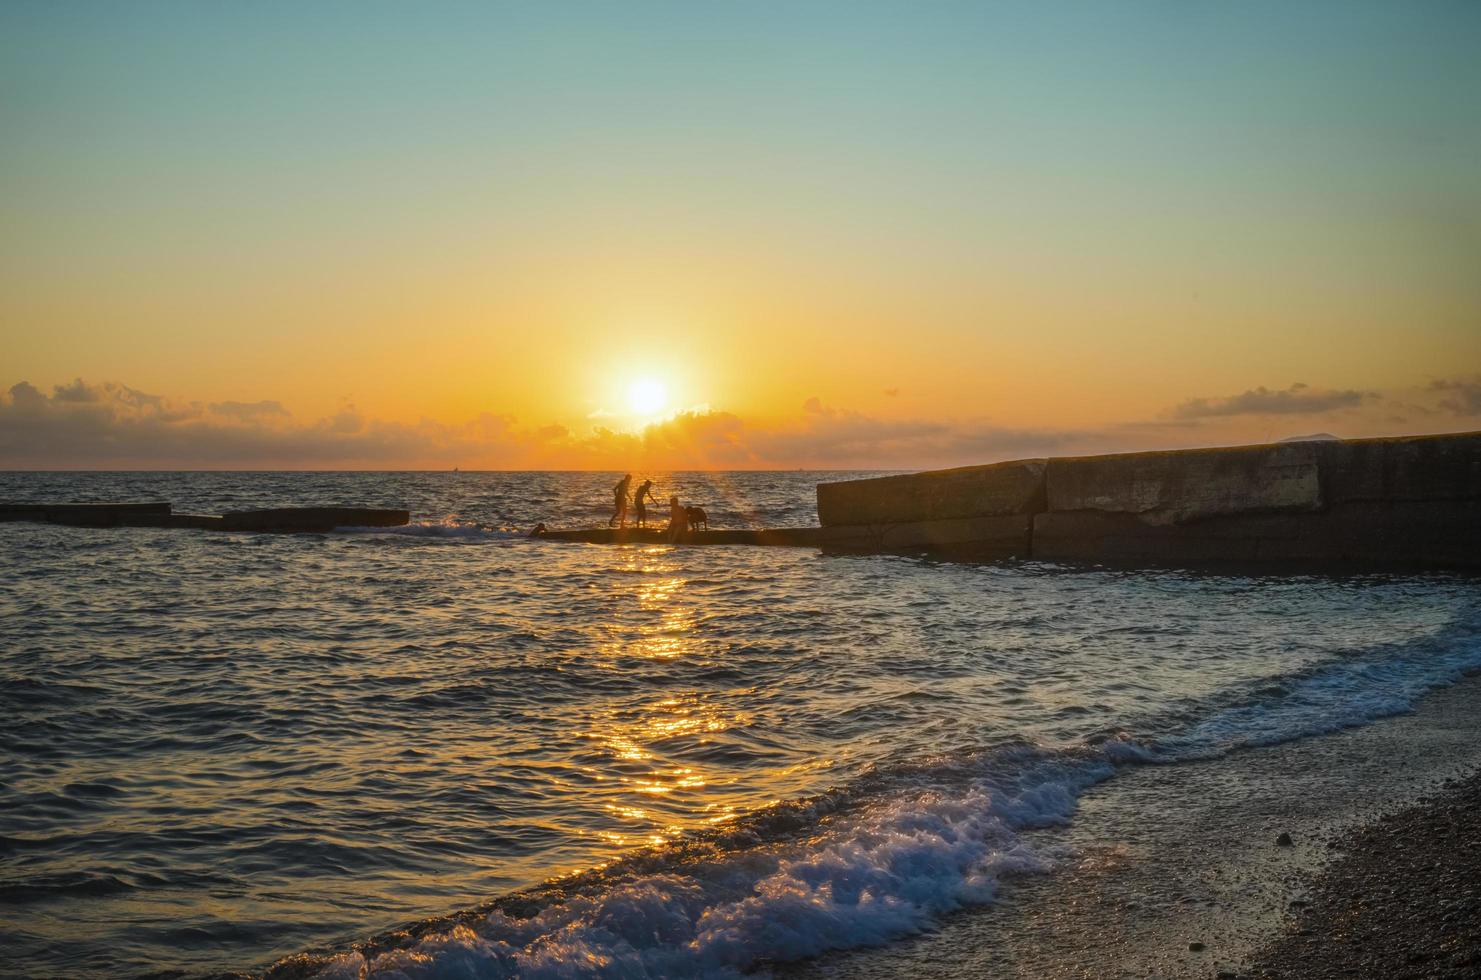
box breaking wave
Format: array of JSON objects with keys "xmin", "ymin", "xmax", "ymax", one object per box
[
  {"xmin": 284, "ymin": 745, "xmax": 1111, "ymax": 980},
  {"xmin": 281, "ymin": 624, "xmax": 1481, "ymax": 980}
]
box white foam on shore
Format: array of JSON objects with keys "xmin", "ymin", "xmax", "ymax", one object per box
[
  {"xmin": 314, "ymin": 750, "xmax": 1111, "ymax": 979},
  {"xmin": 309, "ymin": 630, "xmax": 1481, "ymax": 979},
  {"xmin": 1160, "ymin": 627, "xmax": 1481, "ymax": 759}
]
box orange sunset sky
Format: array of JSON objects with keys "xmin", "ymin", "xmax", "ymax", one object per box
[{"xmin": 2, "ymin": 2, "xmax": 1478, "ymax": 470}]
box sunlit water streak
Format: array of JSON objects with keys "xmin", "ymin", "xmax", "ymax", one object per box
[{"xmin": 0, "ymin": 472, "xmax": 1477, "ymax": 978}]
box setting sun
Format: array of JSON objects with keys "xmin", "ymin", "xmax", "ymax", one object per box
[{"xmin": 626, "ymin": 378, "xmax": 669, "ymax": 417}]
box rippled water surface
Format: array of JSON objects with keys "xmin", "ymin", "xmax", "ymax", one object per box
[{"xmin": 2, "ymin": 472, "xmax": 1478, "ymax": 978}]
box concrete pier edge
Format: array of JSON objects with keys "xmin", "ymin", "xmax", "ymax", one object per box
[
  {"xmin": 0, "ymin": 504, "xmax": 410, "ymax": 534},
  {"xmin": 816, "ymin": 430, "xmax": 1481, "ymax": 569},
  {"xmin": 4, "ymin": 431, "xmax": 1476, "ymax": 568}
]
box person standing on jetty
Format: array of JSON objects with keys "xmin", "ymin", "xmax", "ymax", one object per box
[
  {"xmin": 665, "ymin": 495, "xmax": 689, "ymax": 542},
  {"xmin": 608, "ymin": 474, "xmax": 632, "ymax": 528},
  {"xmin": 632, "ymin": 479, "xmax": 658, "ymax": 527}
]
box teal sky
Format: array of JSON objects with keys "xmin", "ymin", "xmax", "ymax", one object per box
[{"xmin": 2, "ymin": 1, "xmax": 1478, "ymax": 467}]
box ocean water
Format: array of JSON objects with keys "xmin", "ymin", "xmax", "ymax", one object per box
[{"xmin": 1, "ymin": 471, "xmax": 1478, "ymax": 979}]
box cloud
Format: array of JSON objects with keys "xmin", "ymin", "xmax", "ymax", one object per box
[
  {"xmin": 0, "ymin": 379, "xmax": 1101, "ymax": 470},
  {"xmin": 7, "ymin": 374, "xmax": 1462, "ymax": 471},
  {"xmin": 1167, "ymin": 382, "xmax": 1377, "ymax": 420},
  {"xmin": 43, "ymin": 378, "xmax": 188, "ymax": 416},
  {"xmin": 802, "ymin": 396, "xmax": 835, "ymax": 417},
  {"xmin": 750, "ymin": 398, "xmax": 1093, "ymax": 469},
  {"xmin": 1428, "ymin": 377, "xmax": 1481, "ymax": 417},
  {"xmin": 7, "ymin": 381, "xmax": 46, "ymax": 411},
  {"xmin": 52, "ymin": 378, "xmax": 101, "ymax": 403},
  {"xmin": 0, "ymin": 379, "xmax": 528, "ymax": 469},
  {"xmin": 209, "ymin": 399, "xmax": 289, "ymax": 420}
]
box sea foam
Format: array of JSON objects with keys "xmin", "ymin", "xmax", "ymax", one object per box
[
  {"xmin": 306, "ymin": 628, "xmax": 1480, "ymax": 979},
  {"xmin": 312, "ymin": 749, "xmax": 1109, "ymax": 979}
]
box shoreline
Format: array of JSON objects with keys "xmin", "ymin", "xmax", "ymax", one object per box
[
  {"xmin": 789, "ymin": 672, "xmax": 1481, "ymax": 980},
  {"xmin": 1244, "ymin": 769, "xmax": 1481, "ymax": 979}
]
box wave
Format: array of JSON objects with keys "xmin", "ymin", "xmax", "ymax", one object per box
[
  {"xmin": 276, "ymin": 626, "xmax": 1481, "ymax": 979},
  {"xmin": 278, "ymin": 745, "xmax": 1113, "ymax": 980},
  {"xmin": 0, "ymin": 871, "xmax": 136, "ymax": 905},
  {"xmin": 1153, "ymin": 618, "xmax": 1481, "ymax": 759}
]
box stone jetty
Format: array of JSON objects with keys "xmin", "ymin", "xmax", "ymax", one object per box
[
  {"xmin": 5, "ymin": 430, "xmax": 1476, "ymax": 568},
  {"xmin": 0, "ymin": 503, "xmax": 410, "ymax": 534},
  {"xmin": 814, "ymin": 430, "xmax": 1481, "ymax": 569}
]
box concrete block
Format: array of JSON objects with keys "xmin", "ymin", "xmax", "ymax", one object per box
[
  {"xmin": 816, "ymin": 459, "xmax": 1046, "ymax": 527},
  {"xmin": 1033, "ymin": 511, "xmax": 1275, "ymax": 564},
  {"xmin": 716, "ymin": 527, "xmax": 872, "ymax": 548},
  {"xmin": 221, "ymin": 508, "xmax": 410, "ymax": 532},
  {"xmin": 0, "ymin": 506, "xmax": 48, "ymax": 523},
  {"xmin": 1316, "ymin": 431, "xmax": 1481, "ymax": 504},
  {"xmin": 0, "ymin": 502, "xmax": 172, "ymax": 527},
  {"xmin": 1045, "ymin": 442, "xmax": 1322, "ymax": 525},
  {"xmin": 541, "ymin": 527, "xmax": 666, "ymax": 544},
  {"xmin": 1295, "ymin": 499, "xmax": 1481, "ymax": 566},
  {"xmin": 1032, "ymin": 500, "xmax": 1481, "ymax": 569},
  {"xmin": 879, "ymin": 514, "xmax": 1033, "ymax": 558}
]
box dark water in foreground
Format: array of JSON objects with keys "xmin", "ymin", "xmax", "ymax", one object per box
[{"xmin": 1, "ymin": 472, "xmax": 1478, "ymax": 979}]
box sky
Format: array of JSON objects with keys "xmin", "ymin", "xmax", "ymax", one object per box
[{"xmin": 2, "ymin": 0, "xmax": 1478, "ymax": 469}]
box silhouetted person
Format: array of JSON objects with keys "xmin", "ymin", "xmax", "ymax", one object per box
[
  {"xmin": 665, "ymin": 495, "xmax": 688, "ymax": 542},
  {"xmin": 609, "ymin": 474, "xmax": 632, "ymax": 528},
  {"xmin": 632, "ymin": 479, "xmax": 658, "ymax": 527}
]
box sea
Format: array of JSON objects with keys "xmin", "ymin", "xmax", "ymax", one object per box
[{"xmin": 1, "ymin": 471, "xmax": 1478, "ymax": 979}]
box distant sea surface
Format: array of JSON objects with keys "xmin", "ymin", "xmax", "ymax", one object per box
[{"xmin": 2, "ymin": 471, "xmax": 1479, "ymax": 978}]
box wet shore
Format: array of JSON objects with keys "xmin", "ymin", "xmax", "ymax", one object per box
[
  {"xmin": 790, "ymin": 673, "xmax": 1481, "ymax": 980},
  {"xmin": 1244, "ymin": 770, "xmax": 1481, "ymax": 980}
]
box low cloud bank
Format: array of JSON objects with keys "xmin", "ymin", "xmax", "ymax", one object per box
[
  {"xmin": 1, "ymin": 379, "xmax": 523, "ymax": 469},
  {"xmin": 1429, "ymin": 377, "xmax": 1481, "ymax": 417},
  {"xmin": 1167, "ymin": 382, "xmax": 1376, "ymax": 419},
  {"xmin": 0, "ymin": 380, "xmax": 1094, "ymax": 470},
  {"xmin": 2, "ymin": 376, "xmax": 1476, "ymax": 470}
]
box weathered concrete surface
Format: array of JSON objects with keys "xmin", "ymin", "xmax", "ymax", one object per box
[
  {"xmin": 1030, "ymin": 432, "xmax": 1481, "ymax": 568},
  {"xmin": 1, "ymin": 504, "xmax": 407, "ymax": 534},
  {"xmin": 816, "ymin": 459, "xmax": 1046, "ymax": 527},
  {"xmin": 1045, "ymin": 442, "xmax": 1323, "ymax": 525},
  {"xmin": 220, "ymin": 508, "xmax": 410, "ymax": 533},
  {"xmin": 1315, "ymin": 431, "xmax": 1481, "ymax": 504},
  {"xmin": 0, "ymin": 502, "xmax": 172, "ymax": 526},
  {"xmin": 815, "ymin": 430, "xmax": 1481, "ymax": 568},
  {"xmin": 876, "ymin": 515, "xmax": 1033, "ymax": 559},
  {"xmin": 1032, "ymin": 500, "xmax": 1481, "ymax": 568}
]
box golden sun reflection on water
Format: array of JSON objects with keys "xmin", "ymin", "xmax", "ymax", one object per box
[
  {"xmin": 593, "ymin": 547, "xmax": 698, "ymax": 662},
  {"xmin": 581, "ymin": 547, "xmax": 768, "ymax": 848},
  {"xmin": 583, "ymin": 693, "xmax": 754, "ymax": 846}
]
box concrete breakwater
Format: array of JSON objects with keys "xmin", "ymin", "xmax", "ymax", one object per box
[
  {"xmin": 816, "ymin": 431, "xmax": 1481, "ymax": 568},
  {"xmin": 0, "ymin": 503, "xmax": 410, "ymax": 534},
  {"xmin": 6, "ymin": 431, "xmax": 1475, "ymax": 568}
]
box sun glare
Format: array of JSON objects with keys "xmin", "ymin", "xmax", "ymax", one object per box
[{"xmin": 626, "ymin": 378, "xmax": 668, "ymax": 416}]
